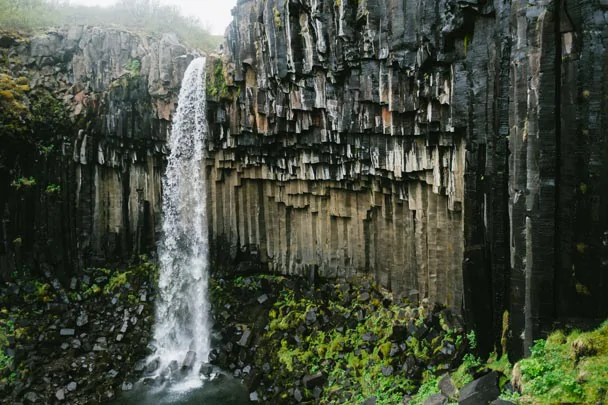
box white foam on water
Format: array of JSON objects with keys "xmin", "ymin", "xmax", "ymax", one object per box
[{"xmin": 167, "ymin": 376, "xmax": 204, "ymax": 393}]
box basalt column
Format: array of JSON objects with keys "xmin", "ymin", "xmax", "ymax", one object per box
[
  {"xmin": 206, "ymin": 0, "xmax": 480, "ymax": 311},
  {"xmin": 0, "ymin": 27, "xmax": 193, "ymax": 280},
  {"xmin": 206, "ymin": 0, "xmax": 608, "ymax": 357}
]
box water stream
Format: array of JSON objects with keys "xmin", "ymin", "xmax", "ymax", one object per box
[{"xmin": 110, "ymin": 57, "xmax": 249, "ymax": 404}]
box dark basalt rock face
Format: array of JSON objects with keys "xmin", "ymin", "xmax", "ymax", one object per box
[
  {"xmin": 208, "ymin": 0, "xmax": 608, "ymax": 356},
  {"xmin": 0, "ymin": 27, "xmax": 194, "ymax": 281},
  {"xmin": 0, "ymin": 0, "xmax": 607, "ymax": 363}
]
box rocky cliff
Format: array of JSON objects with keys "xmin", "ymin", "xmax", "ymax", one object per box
[
  {"xmin": 207, "ymin": 0, "xmax": 608, "ymax": 356},
  {"xmin": 1, "ymin": 0, "xmax": 607, "ymax": 360},
  {"xmin": 0, "ymin": 27, "xmax": 193, "ymax": 279}
]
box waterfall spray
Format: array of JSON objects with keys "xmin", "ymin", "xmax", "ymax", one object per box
[{"xmin": 151, "ymin": 57, "xmax": 210, "ymax": 383}]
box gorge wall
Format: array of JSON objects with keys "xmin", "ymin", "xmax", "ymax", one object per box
[
  {"xmin": 1, "ymin": 0, "xmax": 608, "ymax": 360},
  {"xmin": 206, "ymin": 0, "xmax": 608, "ymax": 356},
  {"xmin": 0, "ymin": 27, "xmax": 193, "ymax": 279}
]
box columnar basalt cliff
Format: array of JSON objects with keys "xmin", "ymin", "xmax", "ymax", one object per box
[
  {"xmin": 1, "ymin": 0, "xmax": 607, "ymax": 361},
  {"xmin": 0, "ymin": 27, "xmax": 193, "ymax": 279},
  {"xmin": 206, "ymin": 0, "xmax": 608, "ymax": 355}
]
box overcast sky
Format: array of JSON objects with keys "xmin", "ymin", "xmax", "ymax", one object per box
[{"xmin": 67, "ymin": 0, "xmax": 237, "ymax": 35}]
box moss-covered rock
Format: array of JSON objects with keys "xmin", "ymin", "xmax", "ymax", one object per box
[
  {"xmin": 210, "ymin": 273, "xmax": 472, "ymax": 404},
  {"xmin": 206, "ymin": 58, "xmax": 232, "ymax": 101},
  {"xmin": 0, "ymin": 257, "xmax": 159, "ymax": 404}
]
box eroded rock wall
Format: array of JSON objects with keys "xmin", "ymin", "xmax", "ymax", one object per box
[
  {"xmin": 208, "ymin": 0, "xmax": 478, "ymax": 309},
  {"xmin": 0, "ymin": 27, "xmax": 193, "ymax": 278},
  {"xmin": 208, "ymin": 0, "xmax": 608, "ymax": 355}
]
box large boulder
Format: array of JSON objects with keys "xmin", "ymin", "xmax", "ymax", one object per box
[{"xmin": 458, "ymin": 372, "xmax": 500, "ymax": 405}]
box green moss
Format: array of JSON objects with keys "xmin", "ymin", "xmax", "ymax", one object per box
[
  {"xmin": 10, "ymin": 176, "xmax": 36, "ymax": 190},
  {"xmin": 45, "ymin": 183, "xmax": 61, "ymax": 195},
  {"xmin": 206, "ymin": 59, "xmax": 231, "ymax": 100},
  {"xmin": 214, "ymin": 275, "xmax": 473, "ymax": 404},
  {"xmin": 98, "ymin": 259, "xmax": 158, "ymax": 296},
  {"xmin": 513, "ymin": 321, "xmax": 608, "ymax": 403},
  {"xmin": 575, "ymin": 282, "xmax": 591, "ymax": 296},
  {"xmin": 463, "ymin": 34, "xmax": 472, "ymax": 55},
  {"xmin": 33, "ymin": 282, "xmax": 54, "ymax": 303},
  {"xmin": 104, "ymin": 271, "xmax": 130, "ymax": 294},
  {"xmin": 409, "ymin": 372, "xmax": 441, "ymax": 405},
  {"xmin": 1, "ymin": 65, "xmax": 70, "ymax": 141},
  {"xmin": 83, "ymin": 283, "xmax": 101, "ymax": 297},
  {"xmin": 0, "ymin": 89, "xmax": 15, "ymax": 100},
  {"xmin": 451, "ymin": 353, "xmax": 482, "ymax": 389},
  {"xmin": 263, "ymin": 278, "xmax": 465, "ymax": 404},
  {"xmin": 0, "ymin": 312, "xmax": 15, "ymax": 380},
  {"xmin": 486, "ymin": 352, "xmax": 512, "ymax": 385},
  {"xmin": 39, "ymin": 144, "xmax": 55, "ymax": 155},
  {"xmin": 124, "ymin": 58, "xmax": 141, "ymax": 77},
  {"xmin": 0, "ymin": 72, "xmax": 31, "ymax": 136}
]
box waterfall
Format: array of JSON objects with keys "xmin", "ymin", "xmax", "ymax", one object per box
[{"xmin": 151, "ymin": 57, "xmax": 210, "ymax": 383}]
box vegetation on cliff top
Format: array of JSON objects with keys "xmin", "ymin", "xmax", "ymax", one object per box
[
  {"xmin": 0, "ymin": 0, "xmax": 222, "ymax": 52},
  {"xmin": 0, "ymin": 57, "xmax": 70, "ymax": 141}
]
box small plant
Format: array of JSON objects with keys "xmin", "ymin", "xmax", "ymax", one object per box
[
  {"xmin": 34, "ymin": 282, "xmax": 53, "ymax": 303},
  {"xmin": 24, "ymin": 281, "xmax": 55, "ymax": 304},
  {"xmin": 124, "ymin": 59, "xmax": 141, "ymax": 76},
  {"xmin": 467, "ymin": 330, "xmax": 477, "ymax": 349},
  {"xmin": 410, "ymin": 371, "xmax": 441, "ymax": 404},
  {"xmin": 0, "ymin": 316, "xmax": 15, "ymax": 379},
  {"xmin": 206, "ymin": 59, "xmax": 231, "ymax": 100},
  {"xmin": 451, "ymin": 353, "xmax": 482, "ymax": 388},
  {"xmin": 83, "ymin": 283, "xmax": 101, "ymax": 297},
  {"xmin": 104, "ymin": 271, "xmax": 130, "ymax": 294},
  {"xmin": 39, "ymin": 144, "xmax": 54, "ymax": 155},
  {"xmin": 68, "ymin": 292, "xmax": 81, "ymax": 302},
  {"xmin": 10, "ymin": 177, "xmax": 36, "ymax": 190},
  {"xmin": 45, "ymin": 183, "xmax": 61, "ymax": 195},
  {"xmin": 273, "ymin": 6, "xmax": 281, "ymax": 29}
]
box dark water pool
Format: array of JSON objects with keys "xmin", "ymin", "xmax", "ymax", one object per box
[{"xmin": 109, "ymin": 375, "xmax": 252, "ymax": 405}]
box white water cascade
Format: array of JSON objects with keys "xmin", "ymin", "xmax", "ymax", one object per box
[{"xmin": 151, "ymin": 56, "xmax": 210, "ymax": 386}]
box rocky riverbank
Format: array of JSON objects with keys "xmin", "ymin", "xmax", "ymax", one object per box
[{"xmin": 0, "ymin": 258, "xmax": 158, "ymax": 405}]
